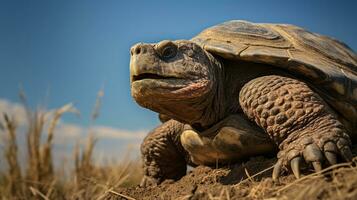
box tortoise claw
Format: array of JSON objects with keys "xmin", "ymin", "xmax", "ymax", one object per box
[
  {"xmin": 303, "ymin": 144, "xmax": 323, "ymax": 162},
  {"xmin": 303, "ymin": 144, "xmax": 323, "ymax": 172},
  {"xmin": 272, "ymin": 160, "xmax": 282, "ymax": 181},
  {"xmin": 340, "ymin": 146, "xmax": 353, "ymax": 162},
  {"xmin": 324, "ymin": 151, "xmax": 337, "ymax": 165},
  {"xmin": 290, "ymin": 157, "xmax": 301, "ymax": 179},
  {"xmin": 312, "ymin": 161, "xmax": 322, "ymax": 172}
]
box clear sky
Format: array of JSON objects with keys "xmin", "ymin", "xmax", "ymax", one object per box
[{"xmin": 0, "ymin": 0, "xmax": 356, "ymax": 158}]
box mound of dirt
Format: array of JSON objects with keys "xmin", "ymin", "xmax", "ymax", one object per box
[{"xmin": 114, "ymin": 147, "xmax": 357, "ymax": 200}]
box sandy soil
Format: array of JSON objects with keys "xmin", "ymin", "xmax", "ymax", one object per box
[{"xmin": 114, "ymin": 146, "xmax": 357, "ymax": 200}]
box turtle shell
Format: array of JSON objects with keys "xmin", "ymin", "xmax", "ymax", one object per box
[{"xmin": 192, "ymin": 20, "xmax": 357, "ymax": 127}]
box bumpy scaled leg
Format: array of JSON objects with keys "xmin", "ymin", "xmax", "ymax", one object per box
[
  {"xmin": 239, "ymin": 75, "xmax": 353, "ymax": 180},
  {"xmin": 140, "ymin": 119, "xmax": 188, "ymax": 186}
]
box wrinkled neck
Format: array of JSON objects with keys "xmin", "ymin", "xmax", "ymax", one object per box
[{"xmin": 192, "ymin": 54, "xmax": 226, "ymax": 129}]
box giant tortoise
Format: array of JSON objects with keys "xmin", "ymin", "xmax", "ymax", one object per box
[{"xmin": 129, "ymin": 20, "xmax": 357, "ymax": 185}]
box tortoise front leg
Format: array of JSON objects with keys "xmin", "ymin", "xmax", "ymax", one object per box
[
  {"xmin": 140, "ymin": 119, "xmax": 188, "ymax": 186},
  {"xmin": 239, "ymin": 75, "xmax": 353, "ymax": 180}
]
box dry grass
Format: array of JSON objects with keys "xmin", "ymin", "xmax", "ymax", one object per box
[{"xmin": 0, "ymin": 91, "xmax": 143, "ymax": 199}]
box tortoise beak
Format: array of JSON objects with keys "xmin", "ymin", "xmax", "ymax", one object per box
[{"xmin": 130, "ymin": 43, "xmax": 158, "ymax": 81}]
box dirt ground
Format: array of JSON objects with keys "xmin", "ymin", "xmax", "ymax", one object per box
[{"xmin": 113, "ymin": 146, "xmax": 357, "ymax": 200}]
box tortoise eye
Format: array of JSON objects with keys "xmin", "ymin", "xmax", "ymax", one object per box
[
  {"xmin": 157, "ymin": 40, "xmax": 177, "ymax": 59},
  {"xmin": 161, "ymin": 45, "xmax": 177, "ymax": 59}
]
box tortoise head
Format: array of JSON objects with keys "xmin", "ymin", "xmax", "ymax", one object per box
[{"xmin": 130, "ymin": 40, "xmax": 223, "ymax": 126}]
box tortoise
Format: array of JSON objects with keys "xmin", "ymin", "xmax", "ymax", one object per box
[{"xmin": 129, "ymin": 20, "xmax": 357, "ymax": 186}]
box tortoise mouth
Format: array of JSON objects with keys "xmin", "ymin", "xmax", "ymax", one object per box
[{"xmin": 132, "ymin": 73, "xmax": 180, "ymax": 82}]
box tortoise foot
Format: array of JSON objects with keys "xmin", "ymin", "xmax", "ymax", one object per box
[
  {"xmin": 272, "ymin": 121, "xmax": 353, "ymax": 180},
  {"xmin": 239, "ymin": 75, "xmax": 353, "ymax": 180},
  {"xmin": 141, "ymin": 120, "xmax": 188, "ymax": 185}
]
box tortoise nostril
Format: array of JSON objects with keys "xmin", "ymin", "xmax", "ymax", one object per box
[
  {"xmin": 131, "ymin": 43, "xmax": 151, "ymax": 56},
  {"xmin": 135, "ymin": 47, "xmax": 141, "ymax": 55}
]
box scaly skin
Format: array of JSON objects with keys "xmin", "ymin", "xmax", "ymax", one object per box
[
  {"xmin": 140, "ymin": 119, "xmax": 188, "ymax": 186},
  {"xmin": 239, "ymin": 75, "xmax": 353, "ymax": 179},
  {"xmin": 130, "ymin": 40, "xmax": 353, "ymax": 185}
]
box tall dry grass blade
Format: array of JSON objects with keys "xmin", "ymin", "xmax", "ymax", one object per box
[
  {"xmin": 2, "ymin": 113, "xmax": 24, "ymax": 196},
  {"xmin": 18, "ymin": 88, "xmax": 39, "ymax": 191},
  {"xmin": 41, "ymin": 103, "xmax": 79, "ymax": 181},
  {"xmin": 73, "ymin": 141, "xmax": 81, "ymax": 190},
  {"xmin": 73, "ymin": 133, "xmax": 98, "ymax": 192},
  {"xmin": 74, "ymin": 141, "xmax": 80, "ymax": 172},
  {"xmin": 19, "ymin": 88, "xmax": 42, "ymax": 184},
  {"xmin": 18, "ymin": 87, "xmax": 32, "ymax": 125},
  {"xmin": 19, "ymin": 89, "xmax": 47, "ymax": 186},
  {"xmin": 91, "ymin": 89, "xmax": 104, "ymax": 122},
  {"xmin": 0, "ymin": 118, "xmax": 4, "ymax": 130},
  {"xmin": 26, "ymin": 111, "xmax": 44, "ymax": 183},
  {"xmin": 82, "ymin": 133, "xmax": 97, "ymax": 171}
]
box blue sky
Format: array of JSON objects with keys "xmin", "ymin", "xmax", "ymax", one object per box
[{"xmin": 0, "ymin": 0, "xmax": 356, "ymax": 158}]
